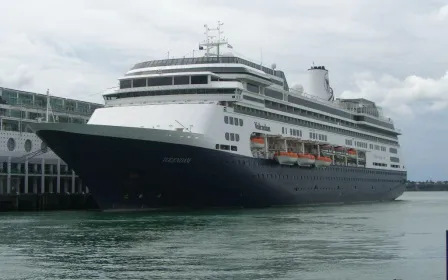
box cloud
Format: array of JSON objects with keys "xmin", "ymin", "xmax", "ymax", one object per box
[
  {"xmin": 339, "ymin": 71, "xmax": 448, "ymax": 119},
  {"xmin": 434, "ymin": 4, "xmax": 448, "ymax": 20}
]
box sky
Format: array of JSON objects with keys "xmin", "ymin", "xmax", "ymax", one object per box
[{"xmin": 0, "ymin": 0, "xmax": 447, "ymax": 181}]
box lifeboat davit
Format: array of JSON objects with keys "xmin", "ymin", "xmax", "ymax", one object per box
[
  {"xmin": 315, "ymin": 156, "xmax": 332, "ymax": 167},
  {"xmin": 274, "ymin": 151, "xmax": 298, "ymax": 165},
  {"xmin": 250, "ymin": 137, "xmax": 265, "ymax": 149},
  {"xmin": 334, "ymin": 146, "xmax": 346, "ymax": 158},
  {"xmin": 320, "ymin": 145, "xmax": 334, "ymax": 156},
  {"xmin": 297, "ymin": 153, "xmax": 315, "ymax": 166}
]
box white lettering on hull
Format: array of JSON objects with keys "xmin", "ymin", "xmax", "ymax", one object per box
[{"xmin": 162, "ymin": 157, "xmax": 192, "ymax": 164}]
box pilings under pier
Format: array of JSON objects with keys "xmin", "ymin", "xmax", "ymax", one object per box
[{"xmin": 0, "ymin": 156, "xmax": 99, "ymax": 211}]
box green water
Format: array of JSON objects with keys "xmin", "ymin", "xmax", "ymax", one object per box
[{"xmin": 0, "ymin": 192, "xmax": 446, "ymax": 280}]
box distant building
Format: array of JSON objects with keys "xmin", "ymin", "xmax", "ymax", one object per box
[{"xmin": 0, "ymin": 87, "xmax": 103, "ymax": 195}]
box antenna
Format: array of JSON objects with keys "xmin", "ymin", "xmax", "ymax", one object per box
[
  {"xmin": 217, "ymin": 21, "xmax": 224, "ymax": 59},
  {"xmin": 45, "ymin": 89, "xmax": 56, "ymax": 123},
  {"xmin": 199, "ymin": 21, "xmax": 228, "ymax": 59},
  {"xmin": 46, "ymin": 89, "xmax": 50, "ymax": 123}
]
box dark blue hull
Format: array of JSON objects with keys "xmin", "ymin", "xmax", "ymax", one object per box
[{"xmin": 35, "ymin": 129, "xmax": 407, "ymax": 211}]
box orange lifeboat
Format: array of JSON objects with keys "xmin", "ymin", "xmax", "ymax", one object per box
[
  {"xmin": 347, "ymin": 149, "xmax": 357, "ymax": 159},
  {"xmin": 250, "ymin": 137, "xmax": 265, "ymax": 149},
  {"xmin": 297, "ymin": 153, "xmax": 315, "ymax": 166},
  {"xmin": 274, "ymin": 151, "xmax": 298, "ymax": 165},
  {"xmin": 315, "ymin": 156, "xmax": 332, "ymax": 167}
]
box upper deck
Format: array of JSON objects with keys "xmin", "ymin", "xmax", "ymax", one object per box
[{"xmin": 102, "ymin": 22, "xmax": 399, "ymax": 138}]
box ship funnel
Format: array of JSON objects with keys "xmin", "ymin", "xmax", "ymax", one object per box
[{"xmin": 307, "ymin": 65, "xmax": 334, "ymax": 102}]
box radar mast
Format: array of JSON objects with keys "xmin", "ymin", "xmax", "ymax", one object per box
[{"xmin": 199, "ymin": 21, "xmax": 229, "ymax": 58}]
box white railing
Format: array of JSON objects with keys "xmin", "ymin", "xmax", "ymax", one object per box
[{"xmin": 288, "ymin": 89, "xmax": 394, "ymax": 125}]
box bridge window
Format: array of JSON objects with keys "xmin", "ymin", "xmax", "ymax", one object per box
[
  {"xmin": 148, "ymin": 77, "xmax": 172, "ymax": 86},
  {"xmin": 133, "ymin": 78, "xmax": 146, "ymax": 88},
  {"xmin": 174, "ymin": 76, "xmax": 190, "ymax": 85},
  {"xmin": 120, "ymin": 80, "xmax": 132, "ymax": 89},
  {"xmin": 264, "ymin": 88, "xmax": 283, "ymax": 100},
  {"xmin": 247, "ymin": 83, "xmax": 260, "ymax": 93},
  {"xmin": 191, "ymin": 75, "xmax": 208, "ymax": 84}
]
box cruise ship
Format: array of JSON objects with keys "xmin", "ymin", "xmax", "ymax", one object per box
[{"xmin": 31, "ymin": 23, "xmax": 407, "ymax": 211}]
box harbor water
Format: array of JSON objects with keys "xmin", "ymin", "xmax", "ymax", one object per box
[{"xmin": 0, "ymin": 192, "xmax": 446, "ymax": 280}]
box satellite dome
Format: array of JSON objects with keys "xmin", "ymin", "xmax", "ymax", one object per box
[{"xmin": 292, "ymin": 84, "xmax": 304, "ymax": 94}]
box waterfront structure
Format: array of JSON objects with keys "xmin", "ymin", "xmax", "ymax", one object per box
[
  {"xmin": 0, "ymin": 86, "xmax": 102, "ymax": 196},
  {"xmin": 32, "ymin": 23, "xmax": 407, "ymax": 211}
]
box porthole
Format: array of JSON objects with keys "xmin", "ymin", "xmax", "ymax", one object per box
[
  {"xmin": 239, "ymin": 119, "xmax": 243, "ymax": 126},
  {"xmin": 7, "ymin": 138, "xmax": 15, "ymax": 151},
  {"xmin": 224, "ymin": 116, "xmax": 228, "ymax": 124},
  {"xmin": 225, "ymin": 133, "xmax": 229, "ymax": 140},
  {"xmin": 24, "ymin": 139, "xmax": 32, "ymax": 152},
  {"xmin": 235, "ymin": 134, "xmax": 240, "ymax": 142}
]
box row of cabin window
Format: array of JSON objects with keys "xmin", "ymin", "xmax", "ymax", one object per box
[
  {"xmin": 281, "ymin": 127, "xmax": 303, "ymax": 137},
  {"xmin": 369, "ymin": 143, "xmax": 387, "ymax": 151},
  {"xmin": 373, "ymin": 162, "xmax": 387, "ymax": 167},
  {"xmin": 291, "ymin": 128, "xmax": 302, "ymax": 137},
  {"xmin": 255, "ymin": 173, "xmax": 403, "ymax": 183},
  {"xmin": 232, "ymin": 105, "xmax": 398, "ymax": 146},
  {"xmin": 119, "ymin": 75, "xmax": 208, "ymax": 89},
  {"xmin": 243, "ymin": 95, "xmax": 265, "ymax": 104},
  {"xmin": 263, "ymin": 100, "xmax": 398, "ymax": 140},
  {"xmin": 216, "ymin": 144, "xmax": 238, "ymax": 151},
  {"xmin": 105, "ymin": 88, "xmax": 237, "ymax": 100},
  {"xmin": 310, "ymin": 132, "xmax": 327, "ymax": 141},
  {"xmin": 130, "ymin": 56, "xmax": 286, "ymax": 81},
  {"xmin": 224, "ymin": 116, "xmax": 243, "ymax": 126},
  {"xmin": 225, "ymin": 133, "xmax": 240, "ymax": 142},
  {"xmin": 356, "ymin": 141, "xmax": 367, "ymax": 149},
  {"xmin": 232, "ymin": 159, "xmax": 404, "ymax": 176},
  {"xmin": 245, "ymin": 82, "xmax": 393, "ymax": 132},
  {"xmin": 390, "ymin": 156, "xmax": 400, "ymax": 163},
  {"xmin": 391, "ymin": 164, "xmax": 400, "ymax": 168}
]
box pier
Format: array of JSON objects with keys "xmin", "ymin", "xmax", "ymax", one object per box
[
  {"xmin": 0, "ymin": 155, "xmax": 98, "ymax": 211},
  {"xmin": 0, "ymin": 86, "xmax": 103, "ymax": 211}
]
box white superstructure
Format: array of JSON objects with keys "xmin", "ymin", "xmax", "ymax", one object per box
[{"xmin": 91, "ymin": 22, "xmax": 404, "ymax": 172}]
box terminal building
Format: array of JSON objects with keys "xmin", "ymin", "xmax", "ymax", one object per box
[{"xmin": 0, "ymin": 86, "xmax": 103, "ymax": 196}]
